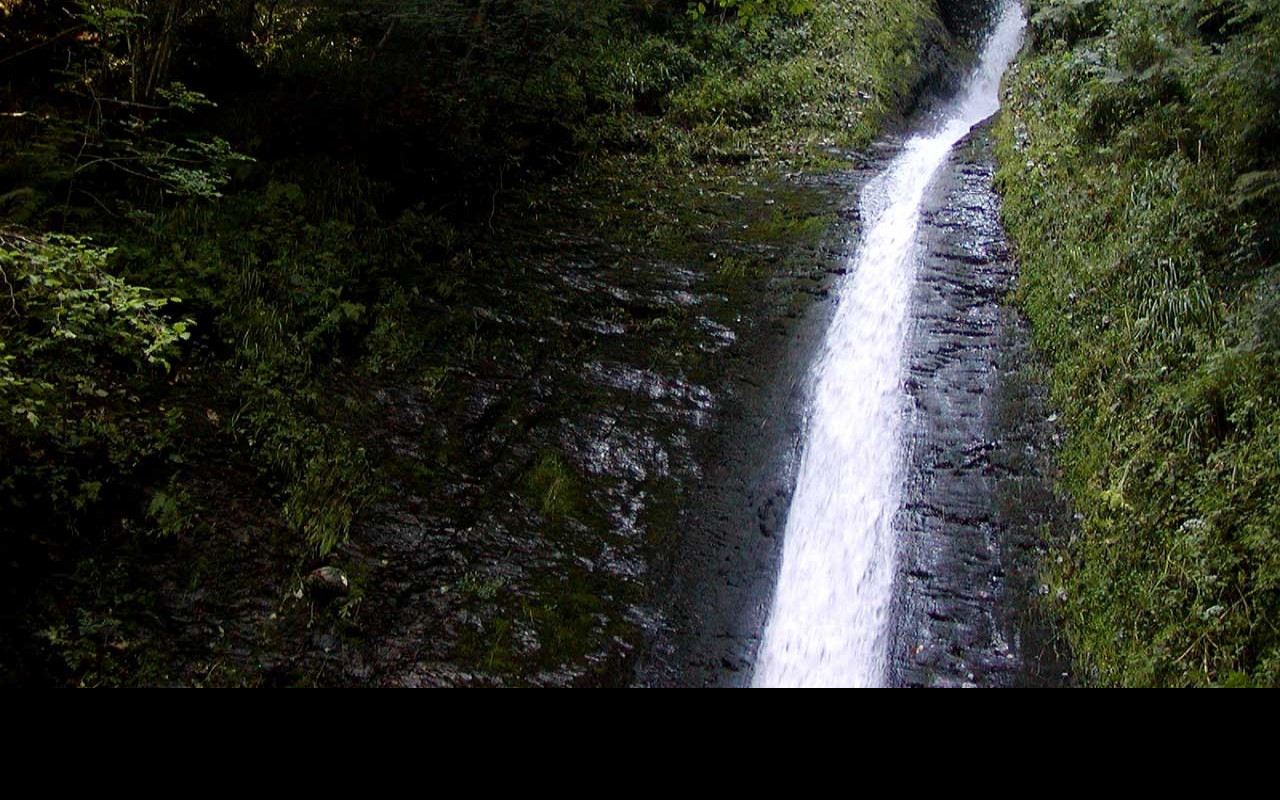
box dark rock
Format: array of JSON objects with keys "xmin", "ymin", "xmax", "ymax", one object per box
[
  {"xmin": 308, "ymin": 567, "xmax": 350, "ymax": 595},
  {"xmin": 888, "ymin": 120, "xmax": 1073, "ymax": 688}
]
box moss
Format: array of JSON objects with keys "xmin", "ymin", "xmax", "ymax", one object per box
[
  {"xmin": 522, "ymin": 452, "xmax": 586, "ymax": 523},
  {"xmin": 598, "ymin": 0, "xmax": 954, "ymax": 172}
]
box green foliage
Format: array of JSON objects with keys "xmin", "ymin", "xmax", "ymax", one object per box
[
  {"xmin": 653, "ymin": 0, "xmax": 948, "ymax": 165},
  {"xmin": 523, "ymin": 452, "xmax": 582, "ymax": 521},
  {"xmin": 996, "ymin": 0, "xmax": 1280, "ymax": 685},
  {"xmin": 147, "ymin": 476, "xmax": 195, "ymax": 538},
  {"xmin": 687, "ymin": 0, "xmax": 816, "ymax": 27},
  {"xmin": 66, "ymin": 104, "xmax": 254, "ymax": 202},
  {"xmin": 0, "ymin": 233, "xmax": 188, "ymax": 374},
  {"xmin": 141, "ymin": 166, "xmax": 393, "ymax": 556},
  {"xmin": 0, "ymin": 232, "xmax": 192, "ymax": 512},
  {"xmin": 1027, "ymin": 0, "xmax": 1109, "ymax": 46},
  {"xmin": 280, "ymin": 435, "xmax": 372, "ymax": 556}
]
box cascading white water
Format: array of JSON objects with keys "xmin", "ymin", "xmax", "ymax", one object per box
[{"xmin": 752, "ymin": 3, "xmax": 1026, "ymax": 688}]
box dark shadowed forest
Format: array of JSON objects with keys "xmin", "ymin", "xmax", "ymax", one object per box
[{"xmin": 2, "ymin": 0, "xmax": 963, "ymax": 685}]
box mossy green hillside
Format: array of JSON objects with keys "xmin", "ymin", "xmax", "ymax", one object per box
[{"xmin": 995, "ymin": 0, "xmax": 1280, "ymax": 686}]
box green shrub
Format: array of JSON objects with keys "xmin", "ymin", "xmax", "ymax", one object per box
[{"xmin": 0, "ymin": 231, "xmax": 192, "ymax": 516}]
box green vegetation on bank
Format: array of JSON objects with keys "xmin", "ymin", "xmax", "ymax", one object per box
[
  {"xmin": 1, "ymin": 0, "xmax": 952, "ymax": 684},
  {"xmin": 995, "ymin": 0, "xmax": 1280, "ymax": 685}
]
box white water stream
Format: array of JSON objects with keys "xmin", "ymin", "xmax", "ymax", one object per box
[{"xmin": 752, "ymin": 3, "xmax": 1026, "ymax": 688}]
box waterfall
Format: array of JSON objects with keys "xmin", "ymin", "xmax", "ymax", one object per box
[{"xmin": 752, "ymin": 2, "xmax": 1027, "ymax": 688}]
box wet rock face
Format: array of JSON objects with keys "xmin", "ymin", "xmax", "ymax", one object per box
[
  {"xmin": 340, "ymin": 245, "xmax": 721, "ymax": 687},
  {"xmin": 137, "ymin": 126, "xmax": 1071, "ymax": 688},
  {"xmin": 937, "ymin": 0, "xmax": 1003, "ymax": 43},
  {"xmin": 890, "ymin": 120, "xmax": 1072, "ymax": 688},
  {"xmin": 261, "ymin": 169, "xmax": 866, "ymax": 687},
  {"xmin": 907, "ymin": 0, "xmax": 1003, "ymax": 118},
  {"xmin": 638, "ymin": 153, "xmax": 898, "ymax": 688},
  {"xmin": 118, "ymin": 163, "xmax": 866, "ymax": 688}
]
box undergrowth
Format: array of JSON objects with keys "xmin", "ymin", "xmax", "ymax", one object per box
[{"xmin": 995, "ymin": 0, "xmax": 1280, "ymax": 685}]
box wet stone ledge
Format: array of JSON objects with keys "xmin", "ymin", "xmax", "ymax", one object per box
[{"xmin": 890, "ymin": 120, "xmax": 1072, "ymax": 688}]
